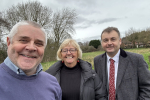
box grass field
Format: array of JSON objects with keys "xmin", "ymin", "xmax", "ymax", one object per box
[{"xmin": 42, "ymin": 48, "xmax": 150, "ymax": 71}]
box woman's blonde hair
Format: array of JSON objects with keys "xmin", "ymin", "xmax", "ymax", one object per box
[{"xmin": 57, "ymin": 39, "xmax": 82, "ymax": 60}]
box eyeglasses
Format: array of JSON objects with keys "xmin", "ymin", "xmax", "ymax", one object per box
[{"xmin": 61, "ymin": 48, "xmax": 77, "ymax": 54}]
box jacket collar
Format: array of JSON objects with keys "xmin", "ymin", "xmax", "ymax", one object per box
[
  {"xmin": 49, "ymin": 59, "xmax": 94, "ymax": 80},
  {"xmin": 120, "ymin": 48, "xmax": 127, "ymax": 58},
  {"xmin": 46, "ymin": 61, "xmax": 62, "ymax": 76},
  {"xmin": 78, "ymin": 59, "xmax": 94, "ymax": 80}
]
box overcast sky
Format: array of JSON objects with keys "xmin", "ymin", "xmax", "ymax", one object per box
[{"xmin": 1, "ymin": 0, "xmax": 150, "ymax": 42}]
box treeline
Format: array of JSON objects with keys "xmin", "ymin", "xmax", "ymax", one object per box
[
  {"xmin": 121, "ymin": 28, "xmax": 150, "ymax": 48},
  {"xmin": 78, "ymin": 40, "xmax": 102, "ymax": 53}
]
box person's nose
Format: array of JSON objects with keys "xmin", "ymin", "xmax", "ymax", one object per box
[
  {"xmin": 66, "ymin": 50, "xmax": 71, "ymax": 54},
  {"xmin": 108, "ymin": 40, "xmax": 112, "ymax": 44},
  {"xmin": 25, "ymin": 42, "xmax": 37, "ymax": 52}
]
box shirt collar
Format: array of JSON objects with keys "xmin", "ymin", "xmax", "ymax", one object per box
[
  {"xmin": 106, "ymin": 49, "xmax": 120, "ymax": 63},
  {"xmin": 4, "ymin": 57, "xmax": 43, "ymax": 76}
]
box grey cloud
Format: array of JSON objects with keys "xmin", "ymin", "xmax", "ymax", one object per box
[
  {"xmin": 75, "ymin": 24, "xmax": 91, "ymax": 29},
  {"xmin": 1, "ymin": 0, "xmax": 150, "ymax": 40},
  {"xmin": 76, "ymin": 17, "xmax": 119, "ymax": 29},
  {"xmin": 76, "ymin": 16, "xmax": 88, "ymax": 24},
  {"xmin": 75, "ymin": 17, "xmax": 95, "ymax": 29},
  {"xmin": 97, "ymin": 18, "xmax": 118, "ymax": 24},
  {"xmin": 75, "ymin": 35, "xmax": 101, "ymax": 43}
]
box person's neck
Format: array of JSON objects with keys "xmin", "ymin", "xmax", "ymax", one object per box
[
  {"xmin": 107, "ymin": 54, "xmax": 115, "ymax": 58},
  {"xmin": 23, "ymin": 68, "xmax": 37, "ymax": 76},
  {"xmin": 107, "ymin": 52, "xmax": 117, "ymax": 58},
  {"xmin": 64, "ymin": 62, "xmax": 77, "ymax": 68}
]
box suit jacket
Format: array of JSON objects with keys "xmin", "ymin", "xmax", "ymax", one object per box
[{"xmin": 94, "ymin": 48, "xmax": 150, "ymax": 100}]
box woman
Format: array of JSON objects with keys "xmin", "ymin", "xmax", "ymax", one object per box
[{"xmin": 46, "ymin": 39, "xmax": 107, "ymax": 100}]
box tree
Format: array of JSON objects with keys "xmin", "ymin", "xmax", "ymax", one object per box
[
  {"xmin": 43, "ymin": 38, "xmax": 57, "ymax": 62},
  {"xmin": 0, "ymin": 12, "xmax": 10, "ymax": 37},
  {"xmin": 79, "ymin": 41, "xmax": 89, "ymax": 53},
  {"xmin": 0, "ymin": 13, "xmax": 9, "ymax": 62},
  {"xmin": 125, "ymin": 28, "xmax": 140, "ymax": 48},
  {"xmin": 2, "ymin": 1, "xmax": 52, "ymax": 33},
  {"xmin": 138, "ymin": 30, "xmax": 150, "ymax": 47},
  {"xmin": 43, "ymin": 8, "xmax": 77, "ymax": 62},
  {"xmin": 50, "ymin": 8, "xmax": 77, "ymax": 50},
  {"xmin": 0, "ymin": 18, "xmax": 9, "ymax": 47},
  {"xmin": 125, "ymin": 28, "xmax": 138, "ymax": 48},
  {"xmin": 89, "ymin": 40, "xmax": 101, "ymax": 49},
  {"xmin": 1, "ymin": 1, "xmax": 53, "ymax": 62},
  {"xmin": 0, "ymin": 13, "xmax": 10, "ymax": 48},
  {"xmin": 123, "ymin": 27, "xmax": 150, "ymax": 48}
]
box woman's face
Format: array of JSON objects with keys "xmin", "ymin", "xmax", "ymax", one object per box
[{"xmin": 61, "ymin": 45, "xmax": 78, "ymax": 68}]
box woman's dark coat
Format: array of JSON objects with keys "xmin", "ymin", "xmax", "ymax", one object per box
[{"xmin": 46, "ymin": 59, "xmax": 107, "ymax": 100}]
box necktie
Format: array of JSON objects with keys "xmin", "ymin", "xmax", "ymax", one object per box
[{"xmin": 109, "ymin": 59, "xmax": 115, "ymax": 100}]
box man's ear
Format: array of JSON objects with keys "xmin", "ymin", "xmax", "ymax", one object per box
[
  {"xmin": 119, "ymin": 38, "xmax": 122, "ymax": 45},
  {"xmin": 7, "ymin": 37, "xmax": 11, "ymax": 46}
]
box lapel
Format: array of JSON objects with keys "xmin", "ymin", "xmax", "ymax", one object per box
[
  {"xmin": 99, "ymin": 53, "xmax": 109, "ymax": 91},
  {"xmin": 116, "ymin": 49, "xmax": 129, "ymax": 93}
]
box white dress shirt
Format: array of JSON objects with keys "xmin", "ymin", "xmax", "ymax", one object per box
[{"xmin": 106, "ymin": 49, "xmax": 120, "ymax": 89}]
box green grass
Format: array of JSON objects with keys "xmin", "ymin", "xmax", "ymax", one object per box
[
  {"xmin": 42, "ymin": 48, "xmax": 150, "ymax": 71},
  {"xmin": 82, "ymin": 51, "xmax": 105, "ymax": 68},
  {"xmin": 125, "ymin": 48, "xmax": 150, "ymax": 70},
  {"xmin": 42, "ymin": 61, "xmax": 57, "ymax": 71}
]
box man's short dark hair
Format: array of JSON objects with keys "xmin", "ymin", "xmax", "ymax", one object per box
[{"xmin": 101, "ymin": 27, "xmax": 120, "ymax": 39}]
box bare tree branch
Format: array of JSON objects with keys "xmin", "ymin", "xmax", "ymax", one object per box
[
  {"xmin": 50, "ymin": 8, "xmax": 77, "ymax": 49},
  {"xmin": 2, "ymin": 1, "xmax": 52, "ymax": 32}
]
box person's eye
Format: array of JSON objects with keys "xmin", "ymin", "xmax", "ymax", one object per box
[
  {"xmin": 111, "ymin": 38, "xmax": 116, "ymax": 41},
  {"xmin": 70, "ymin": 50, "xmax": 74, "ymax": 52},
  {"xmin": 103, "ymin": 39, "xmax": 108, "ymax": 42},
  {"xmin": 36, "ymin": 42, "xmax": 44, "ymax": 46},
  {"xmin": 19, "ymin": 39, "xmax": 27, "ymax": 43},
  {"xmin": 62, "ymin": 50, "xmax": 67, "ymax": 52},
  {"xmin": 70, "ymin": 49, "xmax": 76, "ymax": 52}
]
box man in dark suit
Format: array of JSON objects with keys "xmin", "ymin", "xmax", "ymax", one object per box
[{"xmin": 94, "ymin": 27, "xmax": 150, "ymax": 100}]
